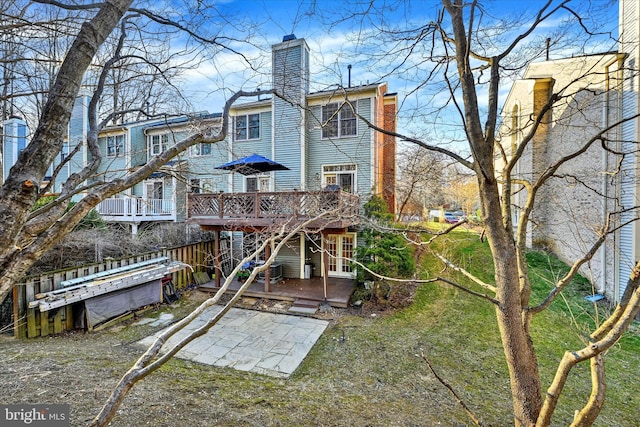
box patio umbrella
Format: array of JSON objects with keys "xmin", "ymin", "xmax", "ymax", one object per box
[{"xmin": 214, "ymin": 153, "xmax": 290, "ymax": 175}]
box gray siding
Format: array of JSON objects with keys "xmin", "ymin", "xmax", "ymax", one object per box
[{"xmin": 277, "ymin": 236, "xmax": 302, "ymax": 278}]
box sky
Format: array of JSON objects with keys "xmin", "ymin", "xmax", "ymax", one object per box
[{"xmin": 177, "ymin": 0, "xmax": 620, "ymax": 144}]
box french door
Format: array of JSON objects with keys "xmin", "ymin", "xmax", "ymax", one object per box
[{"xmin": 325, "ymin": 233, "xmax": 355, "ymax": 277}]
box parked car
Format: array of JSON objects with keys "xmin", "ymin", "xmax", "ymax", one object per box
[{"xmin": 444, "ymin": 212, "xmax": 460, "ymax": 223}]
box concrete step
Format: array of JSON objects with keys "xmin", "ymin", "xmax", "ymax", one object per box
[{"xmin": 288, "ymin": 299, "xmax": 320, "ymax": 314}]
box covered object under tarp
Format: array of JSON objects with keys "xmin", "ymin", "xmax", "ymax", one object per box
[
  {"xmin": 83, "ymin": 279, "xmax": 162, "ymax": 328},
  {"xmin": 29, "ymin": 258, "xmax": 190, "ymax": 331}
]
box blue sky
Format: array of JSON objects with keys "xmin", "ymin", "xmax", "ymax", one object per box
[{"xmin": 181, "ymin": 0, "xmax": 619, "ymax": 142}]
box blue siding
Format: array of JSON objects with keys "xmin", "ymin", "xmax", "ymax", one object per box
[
  {"xmin": 273, "ymin": 97, "xmax": 303, "ymax": 190},
  {"xmin": 129, "ymin": 125, "xmax": 147, "ymax": 167},
  {"xmin": 306, "ymin": 98, "xmax": 373, "ymax": 196},
  {"xmin": 230, "ymin": 111, "xmax": 274, "ymax": 192}
]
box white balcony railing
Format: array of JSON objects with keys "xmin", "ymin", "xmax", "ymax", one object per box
[{"xmin": 97, "ymin": 197, "xmax": 176, "ymax": 222}]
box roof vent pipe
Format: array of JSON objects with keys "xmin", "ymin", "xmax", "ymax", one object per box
[{"xmin": 347, "ymin": 64, "xmax": 352, "ymax": 88}]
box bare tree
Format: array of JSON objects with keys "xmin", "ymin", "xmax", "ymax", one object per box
[
  {"xmin": 326, "ymin": 0, "xmax": 640, "ymax": 425},
  {"xmin": 0, "ymin": 1, "xmax": 268, "ymax": 304},
  {"xmin": 396, "ymin": 145, "xmax": 446, "ymax": 221}
]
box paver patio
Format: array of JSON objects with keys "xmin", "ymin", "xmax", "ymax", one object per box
[{"xmin": 136, "ymin": 305, "xmax": 329, "ymax": 378}]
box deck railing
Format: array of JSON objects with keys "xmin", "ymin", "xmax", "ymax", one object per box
[
  {"xmin": 97, "ymin": 197, "xmax": 175, "ymax": 221},
  {"xmin": 188, "ymin": 190, "xmax": 360, "ymax": 221}
]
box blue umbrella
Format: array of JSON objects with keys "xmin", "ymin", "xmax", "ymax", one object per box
[{"xmin": 215, "ymin": 153, "xmax": 289, "ymax": 175}]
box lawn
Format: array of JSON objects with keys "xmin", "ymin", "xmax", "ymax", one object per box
[
  {"xmin": 156, "ymin": 225, "xmax": 640, "ymax": 426},
  {"xmin": 4, "ymin": 224, "xmax": 637, "ymax": 426}
]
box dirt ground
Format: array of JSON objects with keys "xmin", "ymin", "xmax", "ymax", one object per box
[{"xmin": 1, "ymin": 290, "xmax": 437, "ymax": 427}]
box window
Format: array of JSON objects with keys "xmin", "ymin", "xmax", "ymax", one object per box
[
  {"xmin": 61, "ymin": 142, "xmax": 68, "ymax": 163},
  {"xmin": 105, "ymin": 134, "xmax": 125, "ymax": 157},
  {"xmin": 193, "ymin": 142, "xmax": 212, "ymax": 156},
  {"xmin": 234, "ymin": 113, "xmax": 260, "ymax": 140},
  {"xmin": 323, "ymin": 164, "xmax": 356, "ymax": 193},
  {"xmin": 322, "ymin": 102, "xmax": 357, "ymax": 138},
  {"xmin": 189, "ymin": 178, "xmax": 213, "ymax": 193},
  {"xmin": 246, "ymin": 175, "xmax": 270, "ymax": 192},
  {"xmin": 148, "ymin": 134, "xmax": 169, "ymax": 156}
]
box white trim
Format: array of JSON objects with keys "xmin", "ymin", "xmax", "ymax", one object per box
[
  {"xmin": 233, "ymin": 113, "xmax": 261, "ymax": 142},
  {"xmin": 322, "ymin": 232, "xmax": 357, "ymax": 278},
  {"xmin": 299, "ymin": 232, "xmax": 306, "ymax": 279},
  {"xmin": 370, "ymin": 95, "xmax": 376, "ymax": 195},
  {"xmin": 322, "ymin": 163, "xmax": 357, "ymax": 193},
  {"xmin": 300, "ymin": 99, "xmax": 306, "ymax": 190}
]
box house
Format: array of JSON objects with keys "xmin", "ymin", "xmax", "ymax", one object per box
[
  {"xmin": 1, "ymin": 116, "xmax": 28, "ymax": 185},
  {"xmin": 187, "ymin": 35, "xmax": 397, "ymax": 306},
  {"xmin": 2, "ymin": 34, "xmax": 396, "ymax": 307},
  {"xmin": 92, "ymin": 111, "xmax": 222, "ymax": 234},
  {"xmin": 496, "ymin": 0, "xmax": 639, "ymax": 304}
]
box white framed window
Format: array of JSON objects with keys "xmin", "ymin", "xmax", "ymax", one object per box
[
  {"xmin": 234, "ymin": 113, "xmax": 260, "ymax": 141},
  {"xmin": 192, "ymin": 142, "xmax": 212, "ymax": 156},
  {"xmin": 245, "ymin": 175, "xmax": 270, "ymax": 192},
  {"xmin": 189, "ymin": 178, "xmax": 214, "ymax": 193},
  {"xmin": 321, "ymin": 102, "xmax": 357, "ymax": 138},
  {"xmin": 105, "ymin": 134, "xmax": 126, "ymax": 157},
  {"xmin": 148, "ymin": 134, "xmax": 169, "ymax": 156},
  {"xmin": 322, "ymin": 164, "xmax": 356, "ymax": 193}
]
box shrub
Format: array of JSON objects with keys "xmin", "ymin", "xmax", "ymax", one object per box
[{"xmin": 353, "ymin": 196, "xmax": 415, "ymax": 304}]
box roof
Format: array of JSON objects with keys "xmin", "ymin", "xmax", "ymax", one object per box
[
  {"xmin": 307, "ymin": 82, "xmax": 385, "ymax": 98},
  {"xmin": 99, "ymin": 112, "xmax": 221, "ymax": 133}
]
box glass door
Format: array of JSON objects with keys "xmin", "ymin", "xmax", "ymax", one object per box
[{"xmin": 325, "ymin": 233, "xmax": 355, "ymax": 277}]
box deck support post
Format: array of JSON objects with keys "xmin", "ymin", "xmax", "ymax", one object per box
[
  {"xmin": 322, "ymin": 231, "xmax": 329, "ymax": 300},
  {"xmin": 264, "ymin": 240, "xmax": 271, "ymax": 293},
  {"xmin": 214, "ymin": 230, "xmax": 221, "ymax": 288}
]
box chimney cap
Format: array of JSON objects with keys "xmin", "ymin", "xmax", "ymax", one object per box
[{"xmin": 282, "ymin": 34, "xmax": 297, "ymax": 42}]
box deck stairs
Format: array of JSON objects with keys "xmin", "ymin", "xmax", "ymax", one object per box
[{"xmin": 288, "ymin": 299, "xmax": 320, "ymax": 315}]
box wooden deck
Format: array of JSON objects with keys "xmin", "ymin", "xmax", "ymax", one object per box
[
  {"xmin": 198, "ymin": 276, "xmax": 356, "ymax": 308},
  {"xmin": 188, "ymin": 190, "xmax": 360, "ymax": 230}
]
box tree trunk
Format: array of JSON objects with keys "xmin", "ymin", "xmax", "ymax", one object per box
[
  {"xmin": 480, "ymin": 177, "xmax": 542, "ymax": 426},
  {"xmin": 0, "ymin": 0, "xmax": 133, "ymax": 302}
]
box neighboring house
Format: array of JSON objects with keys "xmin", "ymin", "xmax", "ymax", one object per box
[
  {"xmin": 93, "ymin": 112, "xmax": 222, "ymax": 233},
  {"xmin": 1, "ymin": 116, "xmax": 28, "ymax": 185},
  {"xmin": 497, "ymin": 0, "xmax": 639, "ymax": 304},
  {"xmin": 188, "ymin": 34, "xmax": 397, "ymax": 304}
]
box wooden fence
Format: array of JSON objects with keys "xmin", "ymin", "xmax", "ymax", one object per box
[{"xmin": 8, "ymin": 239, "xmax": 229, "ymax": 338}]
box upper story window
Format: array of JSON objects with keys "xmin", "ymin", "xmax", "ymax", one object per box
[
  {"xmin": 192, "ymin": 142, "xmax": 212, "ymax": 156},
  {"xmin": 189, "ymin": 178, "xmax": 213, "ymax": 193},
  {"xmin": 234, "ymin": 113, "xmax": 260, "ymax": 141},
  {"xmin": 322, "ymin": 102, "xmax": 357, "ymax": 139},
  {"xmin": 105, "ymin": 134, "xmax": 126, "ymax": 158},
  {"xmin": 148, "ymin": 134, "xmax": 169, "ymax": 156}
]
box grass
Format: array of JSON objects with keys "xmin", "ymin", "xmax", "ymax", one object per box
[{"xmin": 93, "ymin": 224, "xmax": 640, "ymax": 425}]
